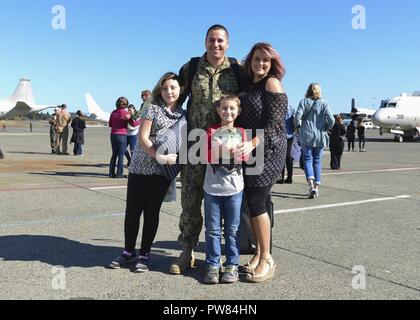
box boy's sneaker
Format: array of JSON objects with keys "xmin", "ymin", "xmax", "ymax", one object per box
[
  {"xmin": 133, "ymin": 254, "xmax": 152, "ymax": 273},
  {"xmin": 109, "ymin": 252, "xmax": 138, "ymax": 269},
  {"xmin": 314, "ymin": 189, "xmax": 320, "ymax": 198},
  {"xmin": 204, "ymin": 266, "xmax": 220, "ymax": 285},
  {"xmin": 221, "ymin": 265, "xmax": 239, "ymax": 284}
]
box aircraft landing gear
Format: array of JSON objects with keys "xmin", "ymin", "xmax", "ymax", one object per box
[{"xmin": 394, "ymin": 135, "xmax": 404, "ymax": 143}]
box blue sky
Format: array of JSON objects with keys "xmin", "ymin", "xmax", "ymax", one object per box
[{"xmin": 0, "ymin": 0, "xmax": 419, "ymax": 114}]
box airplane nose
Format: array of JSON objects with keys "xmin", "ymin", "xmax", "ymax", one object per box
[{"xmin": 372, "ymin": 111, "xmax": 383, "ymax": 125}]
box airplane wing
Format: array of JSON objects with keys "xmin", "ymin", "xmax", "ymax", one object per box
[
  {"xmin": 340, "ymin": 111, "xmax": 368, "ymax": 120},
  {"xmin": 29, "ymin": 105, "xmax": 56, "ymax": 113},
  {"xmin": 1, "ymin": 101, "xmax": 32, "ymax": 119},
  {"xmin": 1, "ymin": 102, "xmax": 56, "ymax": 119}
]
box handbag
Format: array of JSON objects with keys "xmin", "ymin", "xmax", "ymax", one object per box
[{"xmin": 154, "ymin": 115, "xmax": 187, "ymax": 182}]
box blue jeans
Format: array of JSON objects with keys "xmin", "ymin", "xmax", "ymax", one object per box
[
  {"xmin": 109, "ymin": 134, "xmax": 127, "ymax": 178},
  {"xmin": 127, "ymin": 134, "xmax": 138, "ymax": 155},
  {"xmin": 125, "ymin": 134, "xmax": 138, "ymax": 166},
  {"xmin": 204, "ymin": 191, "xmax": 243, "ymax": 268},
  {"xmin": 302, "ymin": 146, "xmax": 324, "ymax": 185},
  {"xmin": 73, "ymin": 143, "xmax": 83, "ymax": 155}
]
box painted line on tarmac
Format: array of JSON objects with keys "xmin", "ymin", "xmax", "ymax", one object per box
[
  {"xmin": 294, "ymin": 167, "xmax": 420, "ymax": 177},
  {"xmin": 274, "ymin": 195, "xmax": 411, "ymax": 214},
  {"xmin": 89, "ymin": 186, "xmax": 127, "ymax": 190},
  {"xmin": 0, "ymin": 196, "xmax": 411, "ymax": 229}
]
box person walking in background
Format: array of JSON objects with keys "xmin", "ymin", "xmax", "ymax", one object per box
[
  {"xmin": 49, "ymin": 107, "xmax": 60, "ymax": 154},
  {"xmin": 236, "ymin": 42, "xmax": 288, "ymax": 283},
  {"xmin": 329, "ymin": 115, "xmax": 346, "ymax": 170},
  {"xmin": 70, "ymin": 110, "xmax": 86, "ymax": 156},
  {"xmin": 295, "ymin": 83, "xmax": 334, "ymax": 199},
  {"xmin": 277, "ymin": 104, "xmax": 295, "ymax": 184},
  {"xmin": 108, "ymin": 97, "xmax": 138, "ymax": 178},
  {"xmin": 124, "ymin": 104, "xmax": 140, "ymax": 167},
  {"xmin": 109, "ymin": 72, "xmax": 185, "ymax": 272},
  {"xmin": 357, "ymin": 118, "xmax": 366, "ymax": 152},
  {"xmin": 346, "ymin": 120, "xmax": 356, "ymax": 152}
]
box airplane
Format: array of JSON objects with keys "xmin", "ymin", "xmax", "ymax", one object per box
[
  {"xmin": 372, "ymin": 92, "xmax": 420, "ymax": 142},
  {"xmin": 85, "ymin": 93, "xmax": 110, "ymax": 123},
  {"xmin": 0, "ymin": 78, "xmax": 55, "ymax": 119},
  {"xmin": 340, "ymin": 98, "xmax": 376, "ymax": 122}
]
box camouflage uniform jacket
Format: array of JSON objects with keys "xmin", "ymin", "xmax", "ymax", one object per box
[{"xmin": 179, "ymin": 54, "xmax": 240, "ymax": 131}]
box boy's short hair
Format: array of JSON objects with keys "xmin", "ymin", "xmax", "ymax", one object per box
[{"xmin": 218, "ymin": 93, "xmax": 241, "ymax": 108}]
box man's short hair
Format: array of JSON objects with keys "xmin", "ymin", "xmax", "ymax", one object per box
[{"xmin": 206, "ymin": 24, "xmax": 229, "ymax": 39}]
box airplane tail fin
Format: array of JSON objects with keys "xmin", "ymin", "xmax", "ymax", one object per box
[
  {"xmin": 0, "ymin": 78, "xmax": 37, "ymax": 116},
  {"xmin": 11, "ymin": 78, "xmax": 36, "ymax": 107},
  {"xmin": 85, "ymin": 93, "xmax": 110, "ymax": 122},
  {"xmin": 351, "ymin": 98, "xmax": 357, "ymax": 114}
]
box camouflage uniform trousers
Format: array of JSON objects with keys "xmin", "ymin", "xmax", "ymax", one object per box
[{"xmin": 178, "ymin": 163, "xmax": 206, "ymax": 248}]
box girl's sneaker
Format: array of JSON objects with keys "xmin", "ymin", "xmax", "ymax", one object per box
[
  {"xmin": 134, "ymin": 254, "xmax": 152, "ymax": 273},
  {"xmin": 109, "ymin": 252, "xmax": 138, "ymax": 269}
]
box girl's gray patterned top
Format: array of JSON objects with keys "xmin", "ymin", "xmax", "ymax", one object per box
[{"xmin": 129, "ymin": 103, "xmax": 186, "ymax": 176}]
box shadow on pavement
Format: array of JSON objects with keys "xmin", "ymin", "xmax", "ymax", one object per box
[
  {"xmin": 63, "ymin": 163, "xmax": 109, "ymax": 168},
  {"xmin": 29, "ymin": 171, "xmax": 110, "ymax": 178},
  {"xmin": 0, "ymin": 235, "xmax": 205, "ymax": 280},
  {"xmin": 271, "ymin": 191, "xmax": 309, "ymax": 200},
  {"xmin": 8, "ymin": 151, "xmax": 54, "ymax": 155},
  {"xmin": 0, "ymin": 235, "xmax": 120, "ymax": 268}
]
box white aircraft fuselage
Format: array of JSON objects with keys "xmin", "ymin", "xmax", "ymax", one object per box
[{"xmin": 372, "ymin": 94, "xmax": 420, "ymax": 142}]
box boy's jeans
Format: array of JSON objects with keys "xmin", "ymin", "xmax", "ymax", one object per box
[
  {"xmin": 204, "ymin": 191, "xmax": 243, "ymax": 268},
  {"xmin": 302, "ymin": 146, "xmax": 324, "ymax": 185}
]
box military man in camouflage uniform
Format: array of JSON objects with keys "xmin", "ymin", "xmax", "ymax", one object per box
[{"xmin": 169, "ymin": 25, "xmax": 241, "ymax": 274}]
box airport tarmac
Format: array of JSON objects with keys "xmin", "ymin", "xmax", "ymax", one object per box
[{"xmin": 0, "ymin": 122, "xmax": 419, "ymax": 300}]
